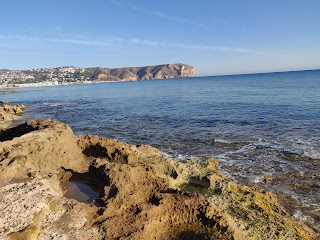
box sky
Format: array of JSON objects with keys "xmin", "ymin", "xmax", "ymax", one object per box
[{"xmin": 1, "ymin": 0, "xmax": 320, "ymax": 76}]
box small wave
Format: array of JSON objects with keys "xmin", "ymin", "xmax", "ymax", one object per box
[
  {"xmin": 43, "ymin": 102, "xmax": 61, "ymax": 107},
  {"xmin": 252, "ymin": 175, "xmax": 269, "ymax": 183},
  {"xmin": 301, "ymin": 149, "xmax": 320, "ymax": 160},
  {"xmin": 161, "ymin": 150, "xmax": 192, "ymax": 161},
  {"xmin": 214, "ymin": 138, "xmax": 234, "ymax": 144},
  {"xmin": 42, "ymin": 101, "xmax": 76, "ymax": 107},
  {"xmin": 252, "ymin": 137, "xmax": 320, "ymax": 161},
  {"xmin": 311, "ymin": 208, "xmax": 320, "ymax": 213},
  {"xmin": 161, "ymin": 152, "xmax": 174, "ymax": 159},
  {"xmin": 293, "ymin": 210, "xmax": 314, "ymax": 222}
]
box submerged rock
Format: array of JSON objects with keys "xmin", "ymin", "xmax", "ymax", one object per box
[{"xmin": 0, "ymin": 119, "xmax": 318, "ymax": 239}]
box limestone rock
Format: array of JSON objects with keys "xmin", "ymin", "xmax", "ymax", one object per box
[
  {"xmin": 87, "ymin": 63, "xmax": 195, "ymax": 81},
  {"xmin": 0, "ymin": 120, "xmax": 318, "ymax": 240},
  {"xmin": 0, "ymin": 120, "xmax": 89, "ymax": 184},
  {"xmin": 0, "ymin": 103, "xmax": 26, "ymax": 130}
]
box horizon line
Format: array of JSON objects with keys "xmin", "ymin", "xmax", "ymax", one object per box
[{"xmin": 199, "ymin": 67, "xmax": 320, "ymax": 78}]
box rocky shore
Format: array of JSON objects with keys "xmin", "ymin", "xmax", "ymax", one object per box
[
  {"xmin": 0, "ymin": 104, "xmax": 318, "ymax": 240},
  {"xmin": 0, "ymin": 101, "xmax": 26, "ymax": 130},
  {"xmin": 0, "ymin": 89, "xmax": 19, "ymax": 94}
]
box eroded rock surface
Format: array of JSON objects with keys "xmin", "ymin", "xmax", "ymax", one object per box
[
  {"xmin": 0, "ymin": 120, "xmax": 318, "ymax": 240},
  {"xmin": 0, "ymin": 102, "xmax": 26, "ymax": 130}
]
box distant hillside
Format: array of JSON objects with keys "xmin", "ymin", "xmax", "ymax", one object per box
[
  {"xmin": 86, "ymin": 63, "xmax": 195, "ymax": 81},
  {"xmin": 0, "ymin": 64, "xmax": 195, "ymax": 86}
]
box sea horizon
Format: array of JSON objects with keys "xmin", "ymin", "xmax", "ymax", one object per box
[
  {"xmin": 1, "ymin": 67, "xmax": 320, "ymax": 90},
  {"xmin": 201, "ymin": 67, "xmax": 320, "ymax": 78}
]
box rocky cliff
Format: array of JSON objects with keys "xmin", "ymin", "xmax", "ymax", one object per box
[
  {"xmin": 88, "ymin": 63, "xmax": 195, "ymax": 81},
  {"xmin": 1, "ymin": 64, "xmax": 195, "ymax": 86}
]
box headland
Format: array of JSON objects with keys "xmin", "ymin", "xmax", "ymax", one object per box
[{"xmin": 0, "ymin": 63, "xmax": 195, "ymax": 88}]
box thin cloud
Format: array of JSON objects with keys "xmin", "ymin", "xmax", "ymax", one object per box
[
  {"xmin": 96, "ymin": 53, "xmax": 121, "ymax": 57},
  {"xmin": 0, "ymin": 35, "xmax": 37, "ymax": 41},
  {"xmin": 0, "ymin": 51, "xmax": 42, "ymax": 56},
  {"xmin": 175, "ymin": 43, "xmax": 267, "ymax": 55},
  {"xmin": 125, "ymin": 39, "xmax": 266, "ymax": 55},
  {"xmin": 0, "ymin": 34, "xmax": 267, "ymax": 55},
  {"xmin": 129, "ymin": 38, "xmax": 166, "ymax": 47},
  {"xmin": 109, "ymin": 0, "xmax": 121, "ymax": 6},
  {"xmin": 108, "ymin": 1, "xmax": 208, "ymax": 29},
  {"xmin": 130, "ymin": 5, "xmax": 208, "ymax": 29},
  {"xmin": 45, "ymin": 38, "xmax": 119, "ymax": 47},
  {"xmin": 109, "ymin": 0, "xmax": 228, "ymax": 30},
  {"xmin": 0, "ymin": 44, "xmax": 20, "ymax": 49},
  {"xmin": 0, "ymin": 35, "xmax": 120, "ymax": 47},
  {"xmin": 0, "ymin": 51, "xmax": 80, "ymax": 57}
]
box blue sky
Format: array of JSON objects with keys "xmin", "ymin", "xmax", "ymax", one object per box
[{"xmin": 1, "ymin": 0, "xmax": 320, "ymax": 76}]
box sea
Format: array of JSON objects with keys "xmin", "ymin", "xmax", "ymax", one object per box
[{"xmin": 4, "ymin": 69, "xmax": 320, "ymax": 229}]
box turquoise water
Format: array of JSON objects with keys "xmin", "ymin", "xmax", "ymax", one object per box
[{"xmin": 4, "ymin": 69, "xmax": 320, "ymax": 228}]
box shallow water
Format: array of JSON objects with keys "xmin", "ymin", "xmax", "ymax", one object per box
[
  {"xmin": 64, "ymin": 181, "xmax": 100, "ymax": 204},
  {"xmin": 4, "ymin": 69, "xmax": 320, "ymax": 228}
]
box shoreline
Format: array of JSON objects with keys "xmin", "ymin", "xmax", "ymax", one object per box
[
  {"xmin": 0, "ymin": 80, "xmax": 130, "ymax": 89},
  {"xmin": 0, "ymin": 103, "xmax": 318, "ymax": 239},
  {"xmin": 0, "ymin": 88, "xmax": 20, "ymax": 94},
  {"xmin": 0, "ymin": 76, "xmax": 196, "ymax": 89}
]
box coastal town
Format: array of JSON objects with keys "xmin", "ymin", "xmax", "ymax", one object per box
[
  {"xmin": 0, "ymin": 66, "xmax": 88, "ymax": 87},
  {"xmin": 0, "ymin": 64, "xmax": 195, "ymax": 87}
]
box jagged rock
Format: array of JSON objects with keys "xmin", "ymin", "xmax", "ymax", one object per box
[
  {"xmin": 0, "ymin": 120, "xmax": 318, "ymax": 240},
  {"xmin": 0, "ymin": 120, "xmax": 89, "ymax": 183},
  {"xmin": 0, "ymin": 103, "xmax": 26, "ymax": 130}
]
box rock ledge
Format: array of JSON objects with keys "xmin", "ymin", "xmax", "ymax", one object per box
[{"xmin": 0, "ymin": 117, "xmax": 318, "ymax": 239}]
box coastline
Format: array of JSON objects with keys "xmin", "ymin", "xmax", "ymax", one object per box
[
  {"xmin": 0, "ymin": 103, "xmax": 318, "ymax": 239},
  {"xmin": 1, "ymin": 75, "xmax": 196, "ymax": 90},
  {"xmin": 0, "ymin": 63, "xmax": 195, "ymax": 90},
  {"xmin": 0, "ymin": 77, "xmax": 182, "ymax": 89},
  {"xmin": 0, "ymin": 80, "xmax": 130, "ymax": 89},
  {"xmin": 0, "ymin": 88, "xmax": 19, "ymax": 94}
]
